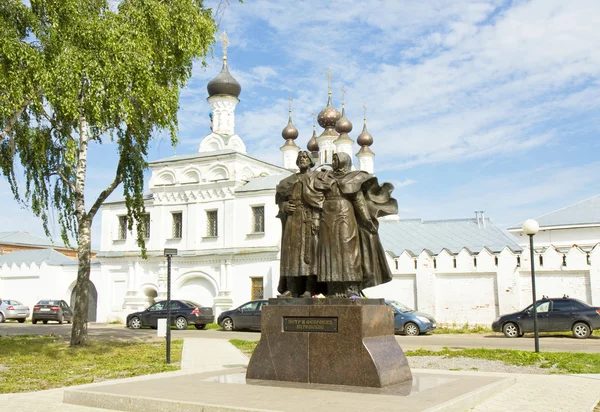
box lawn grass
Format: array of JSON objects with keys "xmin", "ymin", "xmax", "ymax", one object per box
[
  {"xmin": 433, "ymin": 324, "xmax": 493, "ymax": 334},
  {"xmin": 433, "ymin": 324, "xmax": 600, "ymax": 337},
  {"xmin": 228, "ymin": 339, "xmax": 600, "ymax": 374},
  {"xmin": 0, "ymin": 335, "xmax": 183, "ymax": 393},
  {"xmin": 107, "ymin": 318, "xmax": 123, "ymax": 325},
  {"xmin": 184, "ymin": 322, "xmax": 221, "ymax": 330},
  {"xmin": 229, "ymin": 339, "xmax": 258, "ymax": 356},
  {"xmin": 407, "ymin": 348, "xmax": 600, "ymax": 374}
]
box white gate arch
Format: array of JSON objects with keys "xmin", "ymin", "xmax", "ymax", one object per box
[
  {"xmin": 67, "ymin": 279, "xmax": 98, "ymax": 322},
  {"xmin": 174, "ymin": 272, "xmax": 218, "ymax": 308},
  {"xmin": 139, "ymin": 283, "xmax": 159, "ymax": 306}
]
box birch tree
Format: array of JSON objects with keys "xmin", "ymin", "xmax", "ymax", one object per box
[{"xmin": 0, "ymin": 0, "xmax": 218, "ymax": 346}]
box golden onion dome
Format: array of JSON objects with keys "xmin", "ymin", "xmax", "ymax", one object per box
[
  {"xmin": 281, "ymin": 111, "xmax": 299, "ymax": 140},
  {"xmin": 307, "ymin": 125, "xmax": 319, "ymax": 152},
  {"xmin": 356, "ymin": 120, "xmax": 373, "ymax": 146},
  {"xmin": 317, "ymin": 94, "xmax": 341, "ymax": 129},
  {"xmin": 335, "ymin": 104, "xmax": 352, "ymax": 134}
]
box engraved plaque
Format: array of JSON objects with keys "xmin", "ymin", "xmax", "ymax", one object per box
[{"xmin": 283, "ymin": 317, "xmax": 338, "ymax": 333}]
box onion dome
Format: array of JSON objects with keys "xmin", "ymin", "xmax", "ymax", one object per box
[
  {"xmin": 207, "ymin": 57, "xmax": 241, "ymax": 98},
  {"xmin": 281, "ymin": 111, "xmax": 299, "ymax": 140},
  {"xmin": 335, "ymin": 104, "xmax": 353, "ymax": 134},
  {"xmin": 317, "ymin": 93, "xmax": 341, "ymax": 129},
  {"xmin": 356, "ymin": 118, "xmax": 373, "ymax": 147},
  {"xmin": 307, "ymin": 124, "xmax": 319, "ymax": 152}
]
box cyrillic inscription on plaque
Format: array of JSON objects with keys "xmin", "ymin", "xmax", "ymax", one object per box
[{"xmin": 283, "ymin": 317, "xmax": 338, "ymax": 332}]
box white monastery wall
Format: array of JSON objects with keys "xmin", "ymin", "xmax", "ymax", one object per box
[
  {"xmin": 362, "ymin": 243, "xmax": 600, "ymax": 326},
  {"xmin": 364, "ymin": 275, "xmax": 417, "ymax": 310},
  {"xmin": 4, "ymin": 238, "xmax": 600, "ymax": 325},
  {"xmin": 512, "ymin": 226, "xmax": 600, "ymax": 248},
  {"xmin": 0, "ymin": 262, "xmax": 104, "ymax": 320}
]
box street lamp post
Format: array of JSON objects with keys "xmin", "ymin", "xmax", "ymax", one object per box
[
  {"xmin": 164, "ymin": 248, "xmax": 178, "ymax": 364},
  {"xmin": 522, "ymin": 219, "xmax": 540, "ymax": 353}
]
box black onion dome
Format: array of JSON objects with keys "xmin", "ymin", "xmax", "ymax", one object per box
[
  {"xmin": 335, "ymin": 105, "xmax": 353, "ymax": 134},
  {"xmin": 281, "ymin": 112, "xmax": 299, "ymax": 140},
  {"xmin": 356, "ymin": 121, "xmax": 373, "ymax": 146},
  {"xmin": 317, "ymin": 94, "xmax": 341, "ymax": 129},
  {"xmin": 307, "ymin": 126, "xmax": 319, "ymax": 152},
  {"xmin": 207, "ymin": 57, "xmax": 241, "ymax": 98}
]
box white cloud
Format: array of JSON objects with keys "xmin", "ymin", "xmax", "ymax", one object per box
[
  {"xmin": 391, "ymin": 179, "xmax": 416, "ymax": 189},
  {"xmin": 216, "ymin": 0, "xmax": 600, "ymax": 171},
  {"xmin": 7, "ymin": 0, "xmax": 598, "ymax": 248}
]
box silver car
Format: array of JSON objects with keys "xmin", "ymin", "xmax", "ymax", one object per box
[{"xmin": 0, "ymin": 299, "xmax": 30, "ymax": 323}]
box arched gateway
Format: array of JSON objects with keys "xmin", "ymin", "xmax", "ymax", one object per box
[{"xmin": 70, "ymin": 280, "xmax": 98, "ymax": 322}]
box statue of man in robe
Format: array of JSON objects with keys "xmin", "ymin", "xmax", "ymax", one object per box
[{"xmin": 276, "ymin": 151, "xmax": 323, "ymax": 297}]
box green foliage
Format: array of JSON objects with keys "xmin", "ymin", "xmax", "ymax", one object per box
[
  {"xmin": 0, "ymin": 1, "xmax": 220, "ymax": 344},
  {"xmin": 433, "ymin": 323, "xmax": 493, "ymax": 334},
  {"xmin": 107, "ymin": 318, "xmax": 123, "ymax": 324},
  {"xmin": 0, "ymin": 0, "xmax": 218, "ymax": 250},
  {"xmin": 0, "ymin": 335, "xmax": 183, "ymax": 393}
]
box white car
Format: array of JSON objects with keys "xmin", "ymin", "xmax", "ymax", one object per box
[{"xmin": 0, "ymin": 299, "xmax": 31, "ymax": 323}]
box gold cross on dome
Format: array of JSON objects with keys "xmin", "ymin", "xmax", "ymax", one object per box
[
  {"xmin": 326, "ymin": 67, "xmax": 333, "ymax": 93},
  {"xmin": 288, "ymin": 94, "xmax": 293, "ymax": 112},
  {"xmin": 219, "ymin": 31, "xmax": 230, "ymax": 57},
  {"xmin": 341, "ymin": 85, "xmax": 346, "ymax": 105},
  {"xmin": 363, "ymin": 102, "xmax": 367, "ymax": 119}
]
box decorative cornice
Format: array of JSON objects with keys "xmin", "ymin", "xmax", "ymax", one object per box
[{"xmin": 152, "ymin": 187, "xmax": 235, "ymax": 204}]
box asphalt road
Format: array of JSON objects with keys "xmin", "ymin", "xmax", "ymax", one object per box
[{"xmin": 1, "ymin": 322, "xmax": 599, "ymax": 353}]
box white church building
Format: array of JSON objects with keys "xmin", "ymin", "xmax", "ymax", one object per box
[
  {"xmin": 2, "ymin": 53, "xmax": 600, "ymax": 325},
  {"xmin": 95, "ymin": 51, "xmax": 386, "ymax": 322}
]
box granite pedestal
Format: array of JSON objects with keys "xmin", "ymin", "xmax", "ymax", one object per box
[{"xmin": 245, "ymin": 298, "xmax": 412, "ymax": 388}]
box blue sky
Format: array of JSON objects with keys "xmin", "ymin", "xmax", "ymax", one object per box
[{"xmin": 2, "ymin": 0, "xmax": 600, "ymax": 249}]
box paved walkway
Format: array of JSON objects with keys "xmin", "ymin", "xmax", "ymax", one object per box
[
  {"xmin": 471, "ymin": 373, "xmax": 600, "ymax": 412},
  {"xmin": 0, "ymin": 338, "xmax": 599, "ymax": 411}
]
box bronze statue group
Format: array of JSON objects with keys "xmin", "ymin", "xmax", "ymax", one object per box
[{"xmin": 276, "ymin": 151, "xmax": 397, "ymax": 298}]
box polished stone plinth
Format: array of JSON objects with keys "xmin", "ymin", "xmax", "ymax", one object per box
[{"xmin": 245, "ymin": 298, "xmax": 412, "ymax": 388}]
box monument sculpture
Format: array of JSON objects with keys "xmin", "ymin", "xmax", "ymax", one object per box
[
  {"xmin": 247, "ymin": 77, "xmax": 412, "ymax": 389},
  {"xmin": 277, "ymin": 151, "xmax": 397, "ymax": 298}
]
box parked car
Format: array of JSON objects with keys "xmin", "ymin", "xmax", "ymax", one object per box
[
  {"xmin": 218, "ymin": 300, "xmax": 268, "ymax": 331},
  {"xmin": 32, "ymin": 300, "xmax": 73, "ymax": 324},
  {"xmin": 386, "ymin": 301, "xmax": 437, "ymax": 336},
  {"xmin": 492, "ymin": 296, "xmax": 600, "ymax": 339},
  {"xmin": 0, "ymin": 299, "xmax": 30, "ymax": 323},
  {"xmin": 127, "ymin": 300, "xmax": 214, "ymax": 330}
]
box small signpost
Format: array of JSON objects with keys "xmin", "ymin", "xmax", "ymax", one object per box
[
  {"xmin": 164, "ymin": 248, "xmax": 178, "ymax": 364},
  {"xmin": 157, "ymin": 318, "xmax": 167, "ymax": 337}
]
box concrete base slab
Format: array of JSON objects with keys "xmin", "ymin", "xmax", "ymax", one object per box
[{"xmin": 64, "ymin": 368, "xmax": 515, "ymax": 412}]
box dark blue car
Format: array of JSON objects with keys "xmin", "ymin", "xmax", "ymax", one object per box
[
  {"xmin": 387, "ymin": 301, "xmax": 436, "ymax": 336},
  {"xmin": 217, "ymin": 300, "xmax": 268, "ymax": 331}
]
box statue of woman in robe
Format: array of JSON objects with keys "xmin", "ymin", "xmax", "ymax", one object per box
[{"xmin": 314, "ymin": 152, "xmax": 397, "ymax": 297}]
